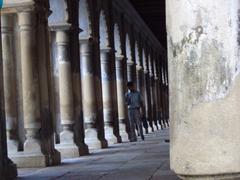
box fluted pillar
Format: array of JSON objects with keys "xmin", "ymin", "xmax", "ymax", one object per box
[
  {"xmin": 0, "ymin": 12, "xmax": 17, "ymax": 180},
  {"xmin": 80, "ymin": 39, "xmax": 108, "ymax": 150},
  {"xmin": 55, "ymin": 30, "xmax": 82, "ymax": 158},
  {"xmin": 168, "ymin": 0, "xmax": 240, "ymax": 178},
  {"xmin": 1, "ymin": 14, "xmax": 18, "ymax": 154},
  {"xmin": 100, "ymin": 48, "xmax": 121, "ymax": 144},
  {"xmin": 115, "ymin": 56, "xmax": 130, "ymax": 141}
]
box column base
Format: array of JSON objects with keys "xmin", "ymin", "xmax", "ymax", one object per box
[
  {"xmin": 120, "ymin": 131, "xmax": 129, "ymax": 142},
  {"xmin": 116, "ymin": 135, "xmax": 122, "ymax": 143},
  {"xmin": 105, "ymin": 127, "xmax": 118, "ymax": 145},
  {"xmin": 56, "ymin": 143, "xmax": 81, "ymax": 159},
  {"xmin": 178, "ymin": 173, "xmax": 240, "ymax": 180},
  {"xmin": 85, "ymin": 128, "xmax": 108, "ymax": 150},
  {"xmin": 78, "ymin": 142, "xmax": 89, "ymax": 156},
  {"xmin": 148, "ymin": 127, "xmax": 152, "ymax": 133},
  {"xmin": 48, "ymin": 150, "xmax": 61, "ymax": 166},
  {"xmin": 3, "ymin": 158, "xmax": 17, "ymax": 179},
  {"xmin": 10, "ymin": 152, "xmax": 48, "ymax": 168},
  {"xmin": 7, "ymin": 140, "xmax": 19, "ymax": 155}
]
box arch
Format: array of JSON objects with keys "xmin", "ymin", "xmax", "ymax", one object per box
[
  {"xmin": 125, "ymin": 34, "xmax": 131, "ymax": 60},
  {"xmin": 99, "ymin": 10, "xmax": 109, "ymax": 49},
  {"xmin": 79, "ymin": 0, "xmax": 92, "ymax": 39},
  {"xmin": 113, "ymin": 23, "xmax": 122, "ymax": 56}
]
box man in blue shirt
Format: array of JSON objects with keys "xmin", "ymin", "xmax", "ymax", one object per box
[{"xmin": 125, "ymin": 82, "xmax": 144, "ymax": 142}]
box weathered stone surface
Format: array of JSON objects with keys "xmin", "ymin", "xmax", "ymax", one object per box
[{"xmin": 167, "ymin": 0, "xmax": 240, "ymax": 178}]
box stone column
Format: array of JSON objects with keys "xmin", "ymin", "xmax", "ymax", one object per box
[
  {"xmin": 0, "ymin": 12, "xmax": 17, "ymax": 180},
  {"xmin": 80, "ymin": 39, "xmax": 107, "ymax": 150},
  {"xmin": 1, "ymin": 14, "xmax": 18, "ymax": 154},
  {"xmin": 115, "ymin": 56, "xmax": 130, "ymax": 141},
  {"xmin": 167, "ymin": 0, "xmax": 240, "ymax": 178},
  {"xmin": 55, "ymin": 30, "xmax": 82, "ymax": 158},
  {"xmin": 14, "ymin": 11, "xmax": 49, "ymax": 167},
  {"xmin": 100, "ymin": 48, "xmax": 121, "ymax": 144}
]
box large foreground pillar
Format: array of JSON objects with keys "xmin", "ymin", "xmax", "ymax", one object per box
[{"xmin": 167, "ymin": 0, "xmax": 240, "ymax": 179}]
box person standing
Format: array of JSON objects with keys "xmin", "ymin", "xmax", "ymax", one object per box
[{"xmin": 125, "ymin": 82, "xmax": 144, "ymax": 142}]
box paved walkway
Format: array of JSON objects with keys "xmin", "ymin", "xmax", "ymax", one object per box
[{"xmin": 18, "ymin": 129, "xmax": 179, "ymax": 180}]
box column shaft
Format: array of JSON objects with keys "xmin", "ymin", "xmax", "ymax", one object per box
[{"xmin": 127, "ymin": 61, "xmax": 135, "ymax": 82}]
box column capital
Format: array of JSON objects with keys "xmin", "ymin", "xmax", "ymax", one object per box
[
  {"xmin": 115, "ymin": 55, "xmax": 125, "ymax": 61},
  {"xmin": 136, "ymin": 65, "xmax": 143, "ymax": 71},
  {"xmin": 127, "ymin": 60, "xmax": 135, "ymax": 66},
  {"xmin": 1, "ymin": 15, "xmax": 14, "ymax": 33},
  {"xmin": 56, "ymin": 30, "xmax": 70, "ymax": 44},
  {"xmin": 100, "ymin": 47, "xmax": 112, "ymax": 54}
]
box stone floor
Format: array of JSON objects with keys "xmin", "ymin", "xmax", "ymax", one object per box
[{"xmin": 17, "ymin": 129, "xmax": 179, "ymax": 180}]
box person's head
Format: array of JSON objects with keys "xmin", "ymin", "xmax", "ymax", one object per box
[{"xmin": 127, "ymin": 81, "xmax": 135, "ymax": 91}]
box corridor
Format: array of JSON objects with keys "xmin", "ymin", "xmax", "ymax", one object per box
[{"xmin": 18, "ymin": 129, "xmax": 178, "ymax": 180}]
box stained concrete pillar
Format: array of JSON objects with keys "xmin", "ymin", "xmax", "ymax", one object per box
[
  {"xmin": 80, "ymin": 39, "xmax": 108, "ymax": 150},
  {"xmin": 0, "ymin": 13, "xmax": 17, "ymax": 180},
  {"xmin": 167, "ymin": 0, "xmax": 240, "ymax": 178},
  {"xmin": 1, "ymin": 14, "xmax": 18, "ymax": 154},
  {"xmin": 55, "ymin": 30, "xmax": 82, "ymax": 158},
  {"xmin": 100, "ymin": 48, "xmax": 121, "ymax": 144},
  {"xmin": 115, "ymin": 56, "xmax": 130, "ymax": 141}
]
